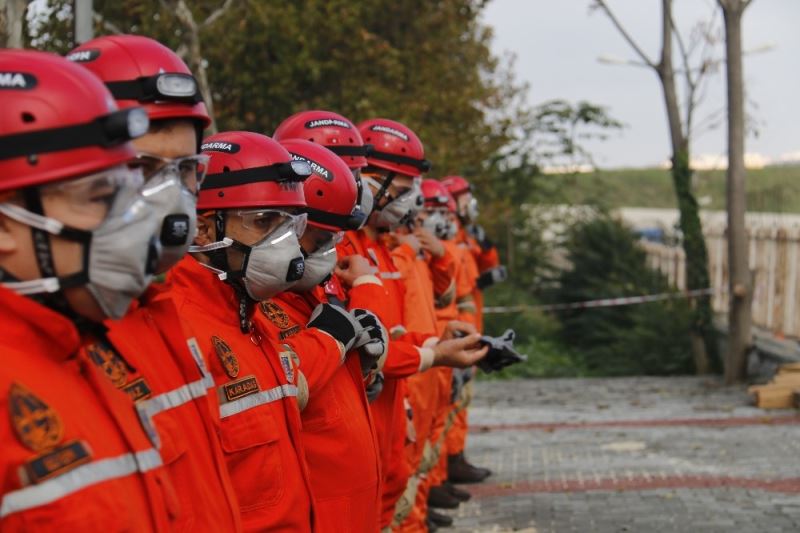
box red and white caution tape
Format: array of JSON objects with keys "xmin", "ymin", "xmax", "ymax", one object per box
[{"xmin": 483, "ymin": 287, "xmax": 717, "ymax": 314}]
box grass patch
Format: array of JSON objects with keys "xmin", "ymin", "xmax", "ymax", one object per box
[{"xmin": 556, "ymin": 166, "xmax": 800, "ymax": 212}]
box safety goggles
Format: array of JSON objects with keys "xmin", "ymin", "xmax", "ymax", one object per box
[
  {"xmin": 236, "ymin": 208, "xmax": 308, "ymax": 243},
  {"xmin": 18, "ymin": 164, "xmax": 145, "ymax": 230},
  {"xmin": 105, "ymin": 73, "xmax": 203, "ymax": 104},
  {"xmin": 305, "ymin": 227, "xmax": 344, "ymax": 252},
  {"xmin": 133, "ymin": 153, "xmax": 210, "ymax": 194}
]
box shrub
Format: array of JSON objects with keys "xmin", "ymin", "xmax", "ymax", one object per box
[{"xmin": 547, "ymin": 214, "xmax": 695, "ymax": 376}]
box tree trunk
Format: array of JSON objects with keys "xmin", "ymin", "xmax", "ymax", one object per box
[
  {"xmin": 1, "ymin": 0, "xmax": 27, "ymax": 48},
  {"xmin": 720, "ymin": 1, "xmax": 751, "ymax": 383},
  {"xmin": 171, "ymin": 1, "xmax": 218, "ymax": 134},
  {"xmin": 659, "ymin": 0, "xmax": 714, "ymax": 374},
  {"xmin": 672, "ymin": 149, "xmax": 713, "ymax": 374}
]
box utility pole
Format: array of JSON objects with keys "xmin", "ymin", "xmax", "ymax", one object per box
[
  {"xmin": 74, "ymin": 0, "xmax": 93, "ymax": 44},
  {"xmin": 718, "ymin": 0, "xmax": 753, "ymax": 383}
]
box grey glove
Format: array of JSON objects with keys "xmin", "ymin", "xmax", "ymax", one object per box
[
  {"xmin": 351, "ymin": 308, "xmax": 389, "ymax": 375},
  {"xmin": 366, "ymin": 372, "xmax": 384, "ymax": 403},
  {"xmin": 307, "ymin": 303, "xmax": 363, "ymax": 353}
]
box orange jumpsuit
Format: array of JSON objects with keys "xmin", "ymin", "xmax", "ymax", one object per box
[
  {"xmin": 338, "ymin": 230, "xmax": 435, "ymax": 530},
  {"xmin": 165, "ymin": 256, "xmax": 314, "ymax": 532},
  {"xmin": 445, "ymin": 227, "xmax": 500, "ymax": 464},
  {"xmin": 430, "ymin": 239, "xmax": 478, "ymax": 487},
  {"xmin": 390, "ymin": 244, "xmax": 455, "ymax": 532},
  {"xmin": 81, "ymin": 297, "xmax": 242, "ymax": 532},
  {"xmin": 0, "ymin": 286, "xmax": 176, "ymax": 531},
  {"xmin": 254, "ymin": 276, "xmax": 384, "ymax": 533}
]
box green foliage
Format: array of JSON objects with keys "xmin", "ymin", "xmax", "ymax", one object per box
[
  {"xmin": 27, "ymin": 0, "xmax": 523, "ymax": 180},
  {"xmin": 548, "ymin": 213, "xmax": 695, "ymax": 376},
  {"xmin": 480, "ymin": 283, "xmax": 587, "ymax": 379}
]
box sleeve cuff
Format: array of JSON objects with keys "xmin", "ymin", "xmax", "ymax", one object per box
[
  {"xmin": 314, "ymin": 329, "xmax": 346, "ymax": 364},
  {"xmin": 417, "ymin": 347, "xmax": 435, "ymax": 372},
  {"xmin": 422, "ymin": 336, "xmax": 439, "ymax": 348},
  {"xmin": 353, "ymin": 274, "xmax": 383, "ymax": 287}
]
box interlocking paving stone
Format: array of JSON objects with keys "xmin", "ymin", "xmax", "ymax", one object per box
[{"xmin": 448, "ymin": 376, "xmax": 800, "ymax": 532}]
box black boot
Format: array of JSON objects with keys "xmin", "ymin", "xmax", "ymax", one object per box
[
  {"xmin": 428, "ymin": 484, "xmax": 460, "ymax": 509},
  {"xmin": 428, "ymin": 509, "xmax": 454, "ymax": 528},
  {"xmin": 443, "ymin": 481, "xmax": 471, "ymax": 502},
  {"xmin": 426, "ymin": 515, "xmax": 439, "ymax": 532},
  {"xmin": 447, "ymin": 452, "xmax": 491, "ymax": 484}
]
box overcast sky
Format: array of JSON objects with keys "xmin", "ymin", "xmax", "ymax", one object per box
[{"xmin": 483, "ymin": 0, "xmax": 800, "ymax": 169}]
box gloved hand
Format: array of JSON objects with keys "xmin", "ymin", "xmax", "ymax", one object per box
[
  {"xmin": 307, "ymin": 303, "xmax": 363, "ymax": 353},
  {"xmin": 476, "ymin": 329, "xmax": 527, "ymax": 374},
  {"xmin": 476, "ymin": 265, "xmax": 508, "ymax": 290},
  {"xmin": 351, "ymin": 308, "xmax": 389, "ymax": 376},
  {"xmin": 365, "ymin": 371, "xmax": 384, "ymax": 403},
  {"xmin": 468, "ymin": 224, "xmax": 493, "ymax": 251}
]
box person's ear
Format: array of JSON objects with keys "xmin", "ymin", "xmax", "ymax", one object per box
[
  {"xmin": 194, "ymin": 212, "xmax": 216, "ymax": 246},
  {"xmin": 0, "ymin": 213, "xmax": 19, "ymax": 254}
]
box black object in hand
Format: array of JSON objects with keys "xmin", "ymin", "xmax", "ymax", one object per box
[{"xmin": 476, "ymin": 329, "xmax": 527, "ymax": 373}]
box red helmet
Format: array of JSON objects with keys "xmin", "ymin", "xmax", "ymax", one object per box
[
  {"xmin": 67, "ymin": 34, "xmax": 211, "ymax": 128},
  {"xmin": 358, "ymin": 118, "xmax": 430, "ymax": 177},
  {"xmin": 422, "ymin": 179, "xmax": 456, "ymax": 212},
  {"xmin": 274, "ymin": 110, "xmax": 368, "ymax": 170},
  {"xmin": 198, "ymin": 132, "xmax": 309, "ymax": 210},
  {"xmin": 441, "ymin": 175, "xmax": 471, "ymax": 198},
  {"xmin": 279, "ymin": 139, "xmax": 364, "ymax": 231},
  {"xmin": 0, "ymin": 49, "xmax": 146, "ymax": 192}
]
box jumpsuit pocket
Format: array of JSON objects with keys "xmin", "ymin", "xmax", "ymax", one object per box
[
  {"xmin": 218, "ymin": 402, "xmax": 284, "ymax": 511},
  {"xmin": 155, "ymin": 413, "xmax": 192, "ymax": 530}
]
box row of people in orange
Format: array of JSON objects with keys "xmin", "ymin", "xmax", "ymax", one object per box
[{"xmin": 0, "ymin": 32, "xmax": 503, "ymax": 532}]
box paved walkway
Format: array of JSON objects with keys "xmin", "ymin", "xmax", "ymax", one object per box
[{"xmin": 448, "ymin": 376, "xmax": 800, "ymax": 532}]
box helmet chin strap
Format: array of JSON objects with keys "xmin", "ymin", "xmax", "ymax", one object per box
[
  {"xmin": 363, "ymin": 172, "xmax": 396, "ymax": 212},
  {"xmin": 0, "ymin": 190, "xmax": 98, "ymax": 332},
  {"xmin": 189, "ymin": 211, "xmax": 254, "ymax": 334}
]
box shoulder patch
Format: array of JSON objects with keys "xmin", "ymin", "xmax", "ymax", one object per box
[
  {"xmin": 278, "ymin": 344, "xmax": 299, "ymax": 384},
  {"xmin": 9, "ymin": 383, "xmax": 64, "ymax": 453},
  {"xmin": 212, "ymin": 335, "xmax": 239, "ymax": 378}
]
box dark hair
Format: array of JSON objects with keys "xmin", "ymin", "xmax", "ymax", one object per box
[{"xmin": 149, "ymin": 118, "xmax": 205, "ymax": 152}]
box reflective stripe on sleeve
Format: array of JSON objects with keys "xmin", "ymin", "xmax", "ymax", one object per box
[
  {"xmin": 219, "ymin": 384, "xmax": 298, "ymax": 419},
  {"xmin": 0, "ymin": 449, "xmax": 163, "ymax": 518}
]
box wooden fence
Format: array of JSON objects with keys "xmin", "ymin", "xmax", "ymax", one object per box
[{"xmin": 640, "ymin": 221, "xmax": 800, "ymax": 339}]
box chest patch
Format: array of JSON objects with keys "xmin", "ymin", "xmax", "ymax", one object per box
[
  {"xmin": 212, "ymin": 335, "xmax": 240, "ymax": 378},
  {"xmin": 259, "ymin": 300, "xmax": 292, "ymax": 330},
  {"xmin": 85, "ymin": 340, "xmax": 128, "ymax": 387},
  {"xmin": 9, "ymin": 383, "xmax": 64, "ymax": 453}
]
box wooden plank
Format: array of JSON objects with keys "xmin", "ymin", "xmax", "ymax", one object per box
[{"xmin": 755, "ymin": 387, "xmax": 795, "ymax": 409}]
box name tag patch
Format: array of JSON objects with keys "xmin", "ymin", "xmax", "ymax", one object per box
[
  {"xmin": 278, "ymin": 325, "xmax": 301, "ymax": 339},
  {"xmin": 123, "ymin": 377, "xmax": 153, "ymax": 403},
  {"xmin": 221, "ymin": 375, "xmax": 260, "ymax": 403},
  {"xmin": 20, "ymin": 439, "xmax": 92, "ymax": 485}
]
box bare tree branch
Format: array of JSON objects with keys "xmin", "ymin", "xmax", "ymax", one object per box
[
  {"xmin": 93, "ymin": 12, "xmax": 122, "ymax": 35},
  {"xmin": 201, "ymin": 0, "xmax": 235, "ymax": 29},
  {"xmin": 592, "ymin": 0, "xmax": 657, "ymax": 69}
]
